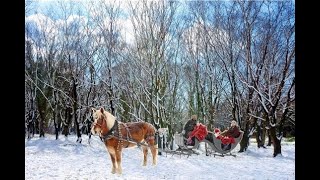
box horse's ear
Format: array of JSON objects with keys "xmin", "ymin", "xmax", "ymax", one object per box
[
  {"xmin": 91, "ymin": 108, "xmax": 97, "ymax": 113},
  {"xmin": 100, "ymin": 107, "xmax": 104, "ymax": 113}
]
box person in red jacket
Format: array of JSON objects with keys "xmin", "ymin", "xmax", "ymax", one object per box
[
  {"xmin": 182, "ymin": 115, "xmax": 197, "ymax": 145},
  {"xmin": 187, "ymin": 123, "xmax": 208, "ymax": 145}
]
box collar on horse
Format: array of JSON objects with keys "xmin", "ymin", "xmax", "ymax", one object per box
[
  {"xmin": 100, "ymin": 120, "xmax": 134, "ymax": 146},
  {"xmin": 100, "ymin": 119, "xmax": 119, "ymax": 142}
]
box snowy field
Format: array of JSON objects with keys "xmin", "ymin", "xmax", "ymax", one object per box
[{"xmin": 25, "ymin": 134, "xmax": 295, "ymax": 180}]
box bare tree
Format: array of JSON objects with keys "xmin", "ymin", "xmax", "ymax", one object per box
[
  {"xmin": 234, "ymin": 1, "xmax": 295, "ymax": 156},
  {"xmin": 127, "ymin": 0, "xmax": 180, "ymax": 135}
]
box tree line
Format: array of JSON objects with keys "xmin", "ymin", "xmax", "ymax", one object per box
[{"xmin": 25, "ymin": 0, "xmax": 295, "ymax": 157}]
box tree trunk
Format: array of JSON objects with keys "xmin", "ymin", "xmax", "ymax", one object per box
[
  {"xmin": 37, "ymin": 107, "xmax": 46, "ymax": 138},
  {"xmin": 62, "ymin": 105, "xmax": 72, "ymax": 137},
  {"xmin": 256, "ymin": 120, "xmax": 266, "ymax": 148},
  {"xmin": 53, "ymin": 110, "xmax": 59, "ymax": 140},
  {"xmin": 27, "ymin": 110, "xmax": 35, "ymax": 139},
  {"xmin": 28, "ymin": 97, "xmax": 36, "ymax": 139},
  {"xmin": 239, "ymin": 86, "xmax": 254, "ymax": 152},
  {"xmin": 269, "ymin": 126, "xmax": 281, "ymax": 157},
  {"xmin": 39, "ymin": 116, "xmax": 45, "ymax": 137},
  {"xmin": 239, "ymin": 120, "xmax": 250, "ymax": 152},
  {"xmin": 267, "ymin": 129, "xmax": 272, "ymax": 146},
  {"xmin": 27, "ymin": 114, "xmax": 32, "ymax": 139},
  {"xmin": 72, "ymin": 78, "xmax": 82, "ymax": 143},
  {"xmin": 239, "ymin": 132, "xmax": 250, "ymax": 152},
  {"xmin": 53, "ymin": 90, "xmax": 59, "ymax": 140}
]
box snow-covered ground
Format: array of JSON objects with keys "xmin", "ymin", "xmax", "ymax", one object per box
[{"xmin": 25, "ymin": 134, "xmax": 295, "ymax": 180}]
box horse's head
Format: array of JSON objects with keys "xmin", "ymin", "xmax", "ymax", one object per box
[{"xmin": 91, "ymin": 107, "xmax": 116, "ymax": 136}]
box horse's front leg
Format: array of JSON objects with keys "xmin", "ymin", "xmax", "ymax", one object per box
[
  {"xmin": 115, "ymin": 148, "xmax": 123, "ymax": 174},
  {"xmin": 107, "ymin": 146, "xmax": 117, "ymax": 174}
]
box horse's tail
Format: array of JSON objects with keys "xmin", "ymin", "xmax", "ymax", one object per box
[
  {"xmin": 144, "ymin": 122, "xmax": 158, "ymax": 146},
  {"xmin": 144, "ymin": 122, "xmax": 158, "ymax": 166}
]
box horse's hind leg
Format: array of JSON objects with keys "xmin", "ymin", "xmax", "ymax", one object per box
[
  {"xmin": 142, "ymin": 146, "xmax": 148, "ymax": 166},
  {"xmin": 147, "ymin": 137, "xmax": 158, "ymax": 166},
  {"xmin": 150, "ymin": 144, "xmax": 158, "ymax": 166}
]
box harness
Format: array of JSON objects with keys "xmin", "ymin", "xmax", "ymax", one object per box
[
  {"xmin": 99, "ymin": 120, "xmax": 156, "ymax": 149},
  {"xmin": 100, "ymin": 120, "xmax": 118, "ymax": 141}
]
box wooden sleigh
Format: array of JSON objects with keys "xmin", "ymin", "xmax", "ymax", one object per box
[
  {"xmin": 204, "ymin": 131, "xmax": 244, "ymax": 157},
  {"xmin": 163, "ymin": 131, "xmax": 244, "ymax": 158}
]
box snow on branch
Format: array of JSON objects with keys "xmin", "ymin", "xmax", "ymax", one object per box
[
  {"xmin": 234, "ymin": 71, "xmax": 270, "ymax": 113},
  {"xmin": 248, "ymin": 113, "xmax": 266, "ymax": 121},
  {"xmin": 25, "ymin": 71, "xmax": 54, "ymax": 111}
]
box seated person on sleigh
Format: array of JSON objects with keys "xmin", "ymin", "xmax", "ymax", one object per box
[
  {"xmin": 182, "ymin": 115, "xmax": 208, "ymax": 146},
  {"xmin": 214, "ymin": 120, "xmax": 240, "ymax": 150}
]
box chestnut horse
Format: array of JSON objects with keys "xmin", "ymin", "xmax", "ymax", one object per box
[{"xmin": 91, "ymin": 107, "xmax": 158, "ymax": 174}]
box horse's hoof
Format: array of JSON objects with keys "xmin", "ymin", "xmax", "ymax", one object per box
[
  {"xmin": 152, "ymin": 160, "xmax": 157, "ymax": 166},
  {"xmin": 116, "ymin": 169, "xmax": 122, "ymax": 174},
  {"xmin": 111, "ymin": 169, "xmax": 116, "ymax": 174}
]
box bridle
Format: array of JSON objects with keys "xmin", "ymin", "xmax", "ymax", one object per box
[
  {"xmin": 92, "ymin": 116, "xmax": 117, "ymax": 141},
  {"xmin": 92, "ymin": 116, "xmax": 104, "ymax": 135},
  {"xmin": 93, "ymin": 121, "xmax": 103, "ymax": 128}
]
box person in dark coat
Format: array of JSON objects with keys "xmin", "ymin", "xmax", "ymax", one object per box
[
  {"xmin": 220, "ymin": 120, "xmax": 240, "ymax": 138},
  {"xmin": 183, "ymin": 115, "xmax": 197, "ymax": 145},
  {"xmin": 220, "ymin": 120, "xmax": 240, "ymax": 150}
]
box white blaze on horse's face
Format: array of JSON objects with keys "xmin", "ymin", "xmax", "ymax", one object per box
[{"xmin": 91, "ymin": 108, "xmax": 102, "ymax": 135}]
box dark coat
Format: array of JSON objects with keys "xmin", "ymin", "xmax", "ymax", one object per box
[
  {"xmin": 223, "ymin": 125, "xmax": 240, "ymax": 138},
  {"xmin": 184, "ymin": 119, "xmax": 197, "ymax": 138}
]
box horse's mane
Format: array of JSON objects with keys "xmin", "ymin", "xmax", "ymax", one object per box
[{"xmin": 103, "ymin": 111, "xmax": 116, "ymax": 130}]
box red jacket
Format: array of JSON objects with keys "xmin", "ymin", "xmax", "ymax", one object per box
[
  {"xmin": 188, "ymin": 123, "xmax": 208, "ymax": 141},
  {"xmin": 215, "ymin": 127, "xmax": 239, "ymax": 144}
]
